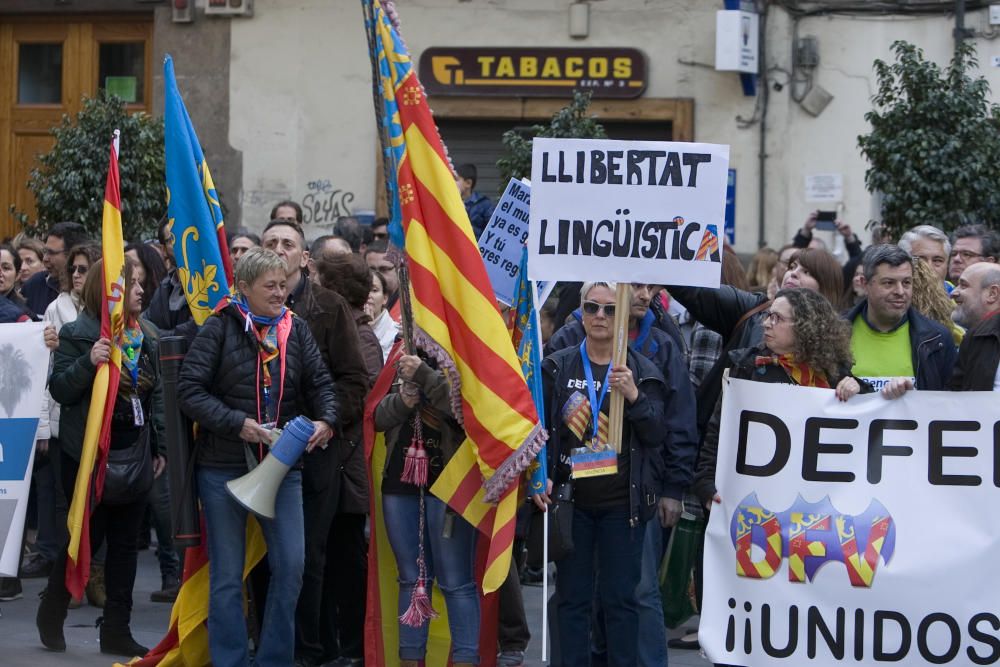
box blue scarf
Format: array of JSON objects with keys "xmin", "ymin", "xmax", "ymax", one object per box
[{"xmin": 232, "ymin": 293, "xmax": 287, "ymax": 329}]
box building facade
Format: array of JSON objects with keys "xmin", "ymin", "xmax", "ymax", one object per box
[{"xmin": 1, "ymin": 0, "xmax": 997, "ymax": 254}]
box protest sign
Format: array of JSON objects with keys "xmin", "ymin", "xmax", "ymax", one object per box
[
  {"xmin": 702, "ymin": 378, "xmax": 1000, "ymax": 666},
  {"xmin": 0, "ymin": 322, "xmax": 47, "ymax": 576},
  {"xmin": 527, "ymin": 137, "xmax": 729, "ymax": 285},
  {"xmin": 478, "ymin": 178, "xmax": 552, "ymax": 306}
]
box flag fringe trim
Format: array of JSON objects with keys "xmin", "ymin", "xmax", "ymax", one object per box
[{"xmin": 411, "ymin": 323, "xmax": 547, "ymax": 502}]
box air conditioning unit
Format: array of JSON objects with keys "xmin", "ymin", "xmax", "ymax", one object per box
[{"xmin": 205, "ymin": 0, "xmax": 253, "ymax": 17}]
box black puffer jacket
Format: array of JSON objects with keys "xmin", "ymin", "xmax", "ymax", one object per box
[{"xmin": 177, "ymin": 303, "xmax": 337, "ymax": 469}]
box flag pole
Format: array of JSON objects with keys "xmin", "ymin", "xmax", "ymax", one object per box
[
  {"xmin": 608, "ymin": 283, "xmax": 630, "ymax": 452},
  {"xmin": 531, "ymin": 279, "xmax": 550, "ymax": 663}
]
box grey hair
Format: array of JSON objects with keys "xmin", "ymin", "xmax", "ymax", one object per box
[
  {"xmin": 898, "ymin": 224, "xmax": 951, "ymax": 259},
  {"xmin": 235, "ymin": 246, "xmax": 286, "ymax": 291},
  {"xmin": 580, "ymin": 281, "xmax": 618, "ymax": 301},
  {"xmin": 862, "ymin": 244, "xmax": 913, "ymax": 283},
  {"xmin": 977, "ymin": 263, "xmax": 1000, "ymax": 290}
]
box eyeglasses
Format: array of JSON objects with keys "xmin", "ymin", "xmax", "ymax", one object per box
[
  {"xmin": 763, "ymin": 310, "xmax": 790, "ymax": 326},
  {"xmin": 582, "ymin": 301, "xmax": 616, "ymax": 317},
  {"xmin": 951, "ymin": 250, "xmax": 984, "ymax": 261},
  {"xmin": 43, "ymin": 248, "xmax": 65, "ymax": 257},
  {"xmin": 70, "ymin": 265, "xmax": 88, "ymax": 275}
]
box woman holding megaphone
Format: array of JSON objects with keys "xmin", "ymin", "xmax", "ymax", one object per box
[{"xmin": 177, "ymin": 247, "xmax": 336, "ymax": 667}]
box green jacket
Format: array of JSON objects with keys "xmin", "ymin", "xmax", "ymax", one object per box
[{"xmin": 49, "ymin": 311, "xmax": 166, "ymax": 462}]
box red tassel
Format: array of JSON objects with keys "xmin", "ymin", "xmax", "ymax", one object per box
[
  {"xmin": 401, "ymin": 438, "xmax": 429, "ymax": 487},
  {"xmin": 399, "ymin": 581, "xmax": 437, "ymax": 627}
]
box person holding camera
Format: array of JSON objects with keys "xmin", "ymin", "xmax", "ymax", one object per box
[
  {"xmin": 793, "ymin": 210, "xmax": 864, "ymax": 259},
  {"xmin": 535, "ymin": 281, "xmax": 668, "ymax": 667}
]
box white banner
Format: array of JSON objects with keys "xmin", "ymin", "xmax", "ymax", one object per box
[
  {"xmin": 0, "ymin": 322, "xmax": 47, "ymax": 576},
  {"xmin": 527, "ymin": 137, "xmax": 728, "ymax": 285},
  {"xmin": 702, "ymin": 378, "xmax": 1000, "ymax": 667}
]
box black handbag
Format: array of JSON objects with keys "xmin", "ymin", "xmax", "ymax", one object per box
[
  {"xmin": 526, "ymin": 482, "xmax": 575, "ymax": 565},
  {"xmin": 101, "ymin": 428, "xmax": 154, "ymax": 506}
]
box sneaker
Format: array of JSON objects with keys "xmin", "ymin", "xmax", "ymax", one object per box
[
  {"xmin": 498, "ymin": 650, "xmax": 525, "ymax": 667},
  {"xmin": 0, "ymin": 577, "xmax": 23, "ymax": 601},
  {"xmin": 20, "ymin": 554, "xmax": 52, "ymax": 579}
]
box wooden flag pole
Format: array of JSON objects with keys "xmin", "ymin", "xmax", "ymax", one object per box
[{"xmin": 608, "ymin": 283, "xmax": 630, "ymax": 453}]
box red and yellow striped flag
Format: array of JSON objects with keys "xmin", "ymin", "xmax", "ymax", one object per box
[
  {"xmin": 367, "ymin": 0, "xmax": 544, "ymax": 594},
  {"xmin": 65, "ymin": 130, "xmax": 127, "ymax": 598}
]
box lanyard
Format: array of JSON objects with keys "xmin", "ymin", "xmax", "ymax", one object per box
[{"xmin": 580, "ymin": 341, "xmax": 611, "ymax": 444}]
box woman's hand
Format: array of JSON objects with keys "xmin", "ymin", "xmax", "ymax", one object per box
[
  {"xmin": 881, "ymin": 377, "xmax": 914, "ymax": 400},
  {"xmin": 803, "ymin": 210, "xmax": 818, "ymax": 234},
  {"xmin": 609, "ymin": 365, "xmax": 639, "ymax": 403},
  {"xmin": 400, "ymin": 384, "xmax": 420, "ymax": 409},
  {"xmin": 153, "ymin": 455, "xmax": 167, "ymax": 479},
  {"xmin": 90, "ymin": 337, "xmax": 112, "ymax": 366},
  {"xmin": 531, "ymin": 478, "xmax": 553, "ymax": 511},
  {"xmin": 836, "ymin": 220, "xmax": 853, "ymax": 240},
  {"xmin": 240, "ymin": 418, "xmax": 273, "ymax": 444},
  {"xmin": 835, "ymin": 376, "xmax": 860, "ymax": 402},
  {"xmin": 397, "ymin": 354, "xmax": 421, "ymax": 381},
  {"xmin": 306, "ymin": 420, "xmax": 334, "ymax": 452},
  {"xmin": 43, "ymin": 324, "xmax": 58, "ymax": 351}
]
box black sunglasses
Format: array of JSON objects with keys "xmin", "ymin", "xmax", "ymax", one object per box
[{"xmin": 582, "ymin": 301, "xmax": 616, "ymax": 317}]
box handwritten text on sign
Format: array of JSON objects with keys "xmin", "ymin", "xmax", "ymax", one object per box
[
  {"xmin": 701, "ymin": 379, "xmax": 1000, "ymax": 666},
  {"xmin": 528, "ymin": 138, "xmax": 729, "ymax": 285}
]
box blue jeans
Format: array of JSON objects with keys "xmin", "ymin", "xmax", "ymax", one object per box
[
  {"xmin": 637, "ymin": 518, "xmax": 668, "ymax": 666},
  {"xmin": 382, "ymin": 493, "xmax": 480, "ymax": 664},
  {"xmin": 198, "ymin": 466, "xmax": 305, "ymax": 667},
  {"xmin": 556, "ymin": 507, "xmax": 644, "ymax": 667}
]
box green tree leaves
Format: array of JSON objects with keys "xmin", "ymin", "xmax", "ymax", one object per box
[
  {"xmin": 14, "ymin": 91, "xmax": 165, "ymax": 241},
  {"xmin": 496, "ymin": 91, "xmax": 607, "ymax": 196},
  {"xmin": 858, "ymin": 41, "xmax": 1000, "ymax": 239}
]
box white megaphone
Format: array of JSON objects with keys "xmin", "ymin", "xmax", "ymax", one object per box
[{"xmin": 226, "ymin": 416, "xmax": 315, "ymax": 520}]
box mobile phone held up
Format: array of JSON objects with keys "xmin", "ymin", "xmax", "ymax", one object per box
[{"xmin": 815, "ymin": 210, "xmax": 837, "ymax": 232}]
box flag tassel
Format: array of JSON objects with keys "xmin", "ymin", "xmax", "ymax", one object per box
[{"xmin": 399, "ymin": 488, "xmax": 438, "ymax": 627}]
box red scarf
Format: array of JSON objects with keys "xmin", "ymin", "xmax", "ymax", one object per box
[{"xmin": 754, "ymin": 353, "xmax": 831, "ymax": 388}]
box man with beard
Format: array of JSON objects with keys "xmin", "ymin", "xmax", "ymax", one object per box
[{"xmin": 949, "ymin": 262, "xmax": 1000, "ymax": 390}]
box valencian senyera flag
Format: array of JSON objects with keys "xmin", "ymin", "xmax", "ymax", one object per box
[
  {"xmin": 364, "ymin": 0, "xmax": 545, "ymax": 596},
  {"xmin": 114, "ymin": 56, "xmax": 242, "ymax": 667},
  {"xmin": 163, "ymin": 54, "xmax": 233, "ymax": 323},
  {"xmin": 65, "ymin": 130, "xmax": 126, "ymax": 599},
  {"xmin": 509, "ymin": 247, "xmax": 548, "ymax": 496}
]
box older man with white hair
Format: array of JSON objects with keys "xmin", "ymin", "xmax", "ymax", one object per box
[{"xmin": 898, "ymin": 224, "xmax": 952, "ymax": 291}]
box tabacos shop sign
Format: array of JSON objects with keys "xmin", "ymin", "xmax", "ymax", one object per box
[{"xmin": 418, "ymin": 47, "xmax": 647, "ymax": 98}]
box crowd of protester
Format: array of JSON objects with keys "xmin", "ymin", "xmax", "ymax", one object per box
[{"xmin": 2, "ymin": 192, "xmax": 999, "ymax": 667}]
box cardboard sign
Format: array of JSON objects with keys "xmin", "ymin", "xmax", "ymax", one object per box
[
  {"xmin": 528, "ymin": 138, "xmax": 729, "ymax": 286},
  {"xmin": 702, "ymin": 378, "xmax": 1000, "ymax": 666}
]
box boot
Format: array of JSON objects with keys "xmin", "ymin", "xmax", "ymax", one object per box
[
  {"xmin": 98, "ymin": 617, "xmax": 149, "ymax": 657},
  {"xmin": 86, "ymin": 563, "xmax": 106, "ymax": 608},
  {"xmin": 150, "ymin": 574, "xmax": 179, "ymax": 603},
  {"xmin": 36, "ymin": 586, "xmax": 68, "ymax": 652}
]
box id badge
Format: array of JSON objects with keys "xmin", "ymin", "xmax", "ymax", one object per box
[
  {"xmin": 131, "ymin": 394, "xmax": 145, "ymax": 427},
  {"xmin": 570, "ymin": 443, "xmax": 617, "ymax": 479}
]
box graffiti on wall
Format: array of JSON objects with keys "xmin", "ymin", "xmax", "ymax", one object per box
[{"xmin": 301, "ymin": 179, "xmax": 355, "ymax": 225}]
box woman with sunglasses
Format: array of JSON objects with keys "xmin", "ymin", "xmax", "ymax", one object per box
[
  {"xmin": 692, "ymin": 288, "xmax": 870, "ymax": 509},
  {"xmin": 537, "ymin": 281, "xmax": 668, "ymax": 667}
]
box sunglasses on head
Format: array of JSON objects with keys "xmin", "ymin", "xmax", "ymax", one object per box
[{"xmin": 582, "ymin": 301, "xmax": 616, "ymax": 317}]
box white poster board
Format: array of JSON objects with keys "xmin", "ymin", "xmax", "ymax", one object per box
[
  {"xmin": 0, "ymin": 322, "xmax": 47, "ymax": 576},
  {"xmin": 528, "ymin": 138, "xmax": 728, "ymax": 286},
  {"xmin": 805, "ymin": 173, "xmax": 843, "ymax": 203},
  {"xmin": 702, "ymin": 378, "xmax": 1000, "ymax": 666}
]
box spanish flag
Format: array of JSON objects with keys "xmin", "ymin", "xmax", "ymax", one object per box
[
  {"xmin": 365, "ymin": 0, "xmax": 544, "ymax": 596},
  {"xmin": 64, "ymin": 131, "xmax": 126, "ymax": 599}
]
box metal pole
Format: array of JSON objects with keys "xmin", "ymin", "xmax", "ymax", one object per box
[{"xmin": 955, "ymin": 0, "xmax": 967, "ymax": 53}]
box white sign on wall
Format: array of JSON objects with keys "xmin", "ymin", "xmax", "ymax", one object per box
[
  {"xmin": 716, "ymin": 10, "xmax": 760, "ymax": 74},
  {"xmin": 702, "ymin": 379, "xmax": 1000, "ymax": 666},
  {"xmin": 527, "ymin": 138, "xmax": 729, "ymax": 286},
  {"xmin": 805, "ymin": 173, "xmax": 844, "ymax": 203}
]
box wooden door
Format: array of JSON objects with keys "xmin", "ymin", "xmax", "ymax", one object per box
[{"xmin": 0, "ymin": 18, "xmax": 151, "ymax": 240}]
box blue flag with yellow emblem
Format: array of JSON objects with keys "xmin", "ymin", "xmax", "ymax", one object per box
[
  {"xmin": 163, "ymin": 55, "xmax": 233, "ymax": 325},
  {"xmin": 510, "ymin": 246, "xmax": 547, "ymax": 495}
]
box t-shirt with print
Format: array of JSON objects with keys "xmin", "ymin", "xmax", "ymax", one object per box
[{"xmin": 559, "ymin": 361, "xmax": 631, "ymax": 511}]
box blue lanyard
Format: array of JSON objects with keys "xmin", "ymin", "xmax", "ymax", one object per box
[{"xmin": 580, "ymin": 341, "xmax": 611, "ymax": 443}]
